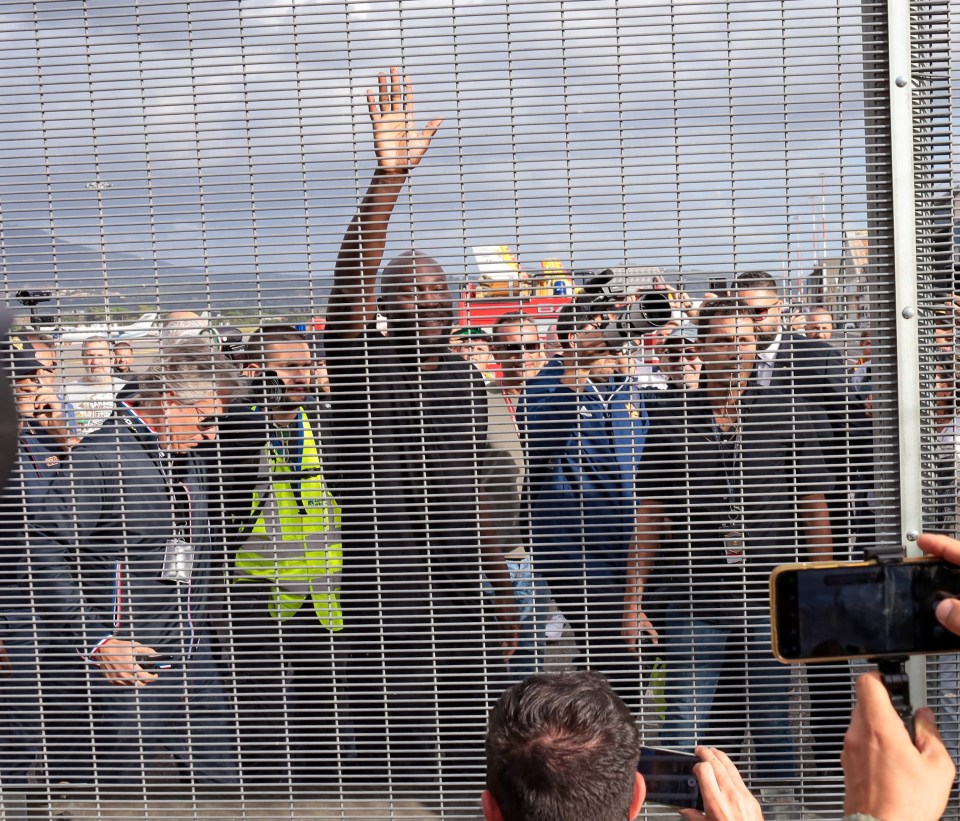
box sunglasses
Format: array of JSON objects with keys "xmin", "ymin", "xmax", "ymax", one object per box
[{"xmin": 498, "ymin": 341, "xmax": 541, "ymax": 354}]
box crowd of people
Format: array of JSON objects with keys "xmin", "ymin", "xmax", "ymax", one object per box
[{"xmin": 0, "ymin": 66, "xmax": 954, "ymax": 820}]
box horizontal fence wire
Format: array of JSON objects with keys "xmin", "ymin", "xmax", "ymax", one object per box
[{"xmin": 0, "ymin": 0, "xmax": 954, "ymax": 819}]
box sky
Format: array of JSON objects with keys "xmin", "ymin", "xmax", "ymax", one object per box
[{"xmin": 0, "ymin": 0, "xmax": 941, "ymax": 315}]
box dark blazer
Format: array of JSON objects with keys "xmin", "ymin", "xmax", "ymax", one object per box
[
  {"xmin": 26, "ymin": 408, "xmax": 217, "ymax": 658},
  {"xmin": 766, "ymin": 332, "xmax": 872, "ymax": 547}
]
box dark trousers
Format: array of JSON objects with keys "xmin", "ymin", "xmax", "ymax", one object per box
[
  {"xmin": 77, "ymin": 633, "xmax": 237, "ymax": 785},
  {"xmin": 225, "ymin": 582, "xmax": 347, "ymax": 787},
  {"xmin": 340, "ymin": 611, "xmax": 502, "ymax": 795},
  {"xmin": 1, "ymin": 610, "xmax": 46, "ymax": 785},
  {"xmin": 708, "ymin": 637, "xmax": 851, "ymax": 778}
]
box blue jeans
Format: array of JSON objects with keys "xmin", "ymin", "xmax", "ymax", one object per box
[{"xmin": 659, "ymin": 608, "xmax": 795, "ymax": 779}]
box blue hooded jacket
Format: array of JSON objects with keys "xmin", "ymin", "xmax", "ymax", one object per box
[{"xmin": 519, "ymin": 356, "xmax": 650, "ymax": 583}]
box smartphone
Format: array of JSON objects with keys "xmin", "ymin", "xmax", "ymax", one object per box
[
  {"xmin": 771, "ymin": 558, "xmax": 960, "ymax": 663},
  {"xmin": 637, "ymin": 746, "xmax": 703, "ymax": 811},
  {"xmin": 136, "ymin": 653, "xmax": 173, "ymax": 672}
]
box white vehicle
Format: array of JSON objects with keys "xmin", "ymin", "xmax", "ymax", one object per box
[{"xmin": 56, "ymin": 311, "xmax": 159, "ymax": 343}]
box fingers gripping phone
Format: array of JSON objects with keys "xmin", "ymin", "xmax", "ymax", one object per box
[
  {"xmin": 638, "ymin": 746, "xmax": 703, "ymax": 811},
  {"xmin": 770, "ymin": 558, "xmax": 960, "ymax": 663},
  {"xmin": 136, "ymin": 653, "xmax": 173, "ymax": 672}
]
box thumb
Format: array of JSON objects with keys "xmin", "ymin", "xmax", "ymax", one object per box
[
  {"xmin": 936, "ymin": 598, "xmax": 960, "ymax": 637},
  {"xmin": 914, "ymin": 707, "xmax": 950, "ymax": 761},
  {"xmin": 677, "ymin": 811, "xmax": 705, "ymax": 821}
]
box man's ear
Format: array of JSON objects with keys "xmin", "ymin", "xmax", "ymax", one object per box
[
  {"xmin": 629, "ymin": 772, "xmax": 646, "ymax": 820},
  {"xmin": 481, "ymin": 789, "xmax": 504, "ymax": 821},
  {"xmin": 242, "ymin": 362, "xmax": 259, "ymax": 380}
]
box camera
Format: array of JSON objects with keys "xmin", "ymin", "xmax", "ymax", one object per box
[{"xmin": 580, "ymin": 269, "xmax": 673, "ymax": 341}]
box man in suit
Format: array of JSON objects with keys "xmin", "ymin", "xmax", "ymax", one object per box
[{"xmin": 733, "ymin": 269, "xmax": 868, "ymax": 776}]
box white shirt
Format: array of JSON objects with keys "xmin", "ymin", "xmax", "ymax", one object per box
[{"xmin": 755, "ymin": 331, "xmax": 783, "ymax": 388}]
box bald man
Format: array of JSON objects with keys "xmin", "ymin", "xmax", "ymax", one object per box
[{"xmin": 323, "ymin": 68, "xmax": 518, "ymax": 790}]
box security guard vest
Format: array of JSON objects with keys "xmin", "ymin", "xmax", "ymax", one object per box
[{"xmin": 235, "ymin": 408, "xmax": 343, "ymax": 629}]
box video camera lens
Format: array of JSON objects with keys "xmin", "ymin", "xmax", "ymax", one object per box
[
  {"xmin": 581, "ymin": 269, "xmax": 674, "ymax": 341},
  {"xmin": 616, "ymin": 292, "xmax": 673, "ymax": 338}
]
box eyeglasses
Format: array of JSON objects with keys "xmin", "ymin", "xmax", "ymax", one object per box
[
  {"xmin": 196, "ymin": 413, "xmax": 219, "ymax": 433},
  {"xmin": 171, "ymin": 398, "xmax": 219, "ymax": 433},
  {"xmin": 497, "ymin": 341, "xmax": 541, "ymax": 355}
]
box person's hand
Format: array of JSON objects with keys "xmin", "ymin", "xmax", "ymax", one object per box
[
  {"xmin": 0, "ymin": 638, "xmax": 11, "ymax": 677},
  {"xmin": 621, "ymin": 597, "xmax": 659, "ymax": 653},
  {"xmin": 842, "ymin": 671, "xmax": 954, "ymax": 821},
  {"xmin": 92, "ymin": 637, "xmax": 161, "ymax": 687},
  {"xmin": 679, "ymin": 746, "xmax": 763, "ymax": 821},
  {"xmin": 367, "ymin": 66, "xmax": 443, "ymax": 175},
  {"xmin": 917, "ymin": 532, "xmax": 960, "ymax": 636},
  {"xmin": 32, "ymin": 390, "xmax": 77, "ymax": 449}
]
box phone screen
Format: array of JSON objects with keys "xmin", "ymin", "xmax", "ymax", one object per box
[
  {"xmin": 637, "ymin": 746, "xmax": 702, "ymax": 811},
  {"xmin": 772, "ymin": 559, "xmax": 960, "ymax": 662}
]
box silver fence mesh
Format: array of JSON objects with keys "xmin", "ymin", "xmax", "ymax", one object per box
[{"xmin": 0, "ymin": 0, "xmax": 955, "ymax": 819}]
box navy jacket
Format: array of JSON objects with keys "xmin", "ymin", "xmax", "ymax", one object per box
[
  {"xmin": 26, "ymin": 408, "xmax": 217, "ymax": 659},
  {"xmin": 519, "ymin": 356, "xmax": 649, "ymax": 583}
]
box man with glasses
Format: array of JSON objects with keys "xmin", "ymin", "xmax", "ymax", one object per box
[
  {"xmin": 485, "ymin": 312, "xmax": 552, "ymax": 677},
  {"xmin": 735, "ymin": 269, "xmax": 869, "ymax": 778},
  {"xmin": 623, "ymin": 298, "xmax": 832, "ymax": 817},
  {"xmin": 27, "ymin": 344, "xmax": 238, "ymax": 784},
  {"xmin": 491, "ymin": 312, "xmax": 545, "ymax": 402}
]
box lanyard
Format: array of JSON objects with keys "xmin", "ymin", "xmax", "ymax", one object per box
[
  {"xmin": 270, "ymin": 411, "xmax": 308, "ymax": 516},
  {"xmin": 714, "ymin": 423, "xmax": 745, "ymax": 521}
]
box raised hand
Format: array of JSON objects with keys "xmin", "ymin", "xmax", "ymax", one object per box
[{"xmin": 367, "ymin": 66, "xmax": 443, "ymax": 174}]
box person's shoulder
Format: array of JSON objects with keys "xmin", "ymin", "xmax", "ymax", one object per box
[
  {"xmin": 650, "ymin": 388, "xmax": 708, "ymax": 416},
  {"xmin": 523, "ymin": 357, "xmax": 565, "ymax": 394},
  {"xmin": 785, "ymin": 333, "xmax": 841, "ymax": 360}
]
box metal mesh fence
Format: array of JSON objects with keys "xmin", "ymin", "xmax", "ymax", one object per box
[{"xmin": 0, "ymin": 0, "xmax": 955, "ymax": 819}]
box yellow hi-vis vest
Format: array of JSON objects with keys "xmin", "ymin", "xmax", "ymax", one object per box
[{"xmin": 235, "ymin": 409, "xmax": 343, "ymax": 629}]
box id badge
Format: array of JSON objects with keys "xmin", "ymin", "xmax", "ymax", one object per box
[
  {"xmin": 722, "ymin": 529, "xmax": 745, "ymax": 565},
  {"xmin": 160, "ymin": 538, "xmax": 195, "ymax": 585}
]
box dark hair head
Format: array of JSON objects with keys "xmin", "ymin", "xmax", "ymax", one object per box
[
  {"xmin": 486, "ymin": 671, "xmax": 640, "ymax": 821},
  {"xmin": 492, "ymin": 310, "xmax": 534, "ymax": 343},
  {"xmin": 242, "ymin": 324, "xmax": 307, "ymax": 369},
  {"xmin": 733, "ymin": 270, "xmax": 778, "ymax": 294},
  {"xmin": 555, "ymin": 293, "xmax": 615, "ymax": 349},
  {"xmin": 694, "ymin": 296, "xmax": 746, "ymax": 339}
]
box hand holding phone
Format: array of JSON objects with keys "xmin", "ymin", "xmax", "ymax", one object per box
[
  {"xmin": 638, "ymin": 746, "xmax": 702, "ymax": 811},
  {"xmin": 679, "ymin": 747, "xmax": 763, "ymax": 821},
  {"xmin": 770, "ymin": 558, "xmax": 960, "ymax": 663},
  {"xmin": 135, "ymin": 653, "xmax": 172, "ymax": 672},
  {"xmin": 93, "ymin": 638, "xmax": 161, "ymax": 687},
  {"xmin": 842, "ymin": 672, "xmax": 954, "ymax": 821}
]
